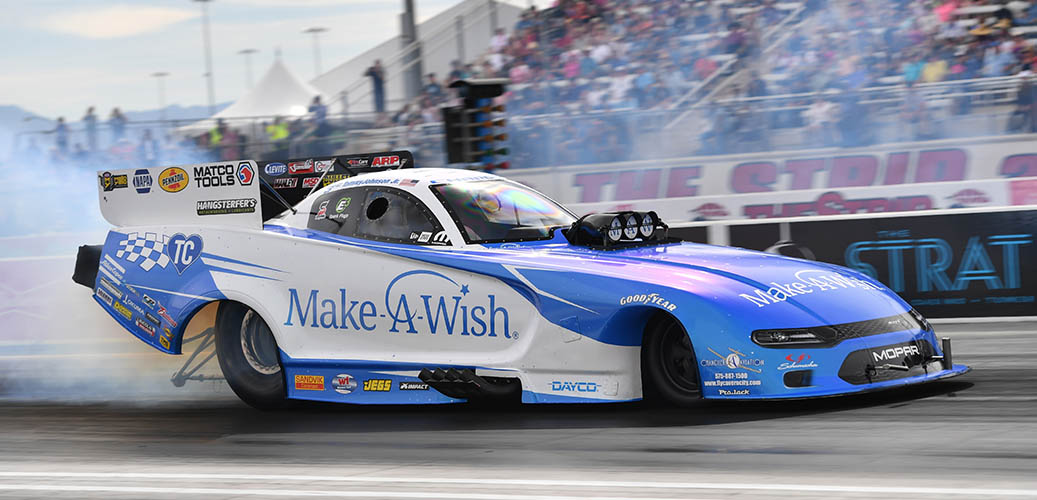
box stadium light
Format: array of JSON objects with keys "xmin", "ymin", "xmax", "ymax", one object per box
[
  {"xmin": 192, "ymin": 0, "xmax": 217, "ymax": 116},
  {"xmin": 151, "ymin": 72, "xmax": 170, "ymax": 123},
  {"xmin": 303, "ymin": 27, "xmax": 329, "ymax": 77},
  {"xmin": 237, "ymin": 48, "xmax": 258, "ymax": 89}
]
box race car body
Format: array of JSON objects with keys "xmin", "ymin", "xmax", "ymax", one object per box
[{"xmin": 74, "ymin": 152, "xmax": 969, "ymax": 407}]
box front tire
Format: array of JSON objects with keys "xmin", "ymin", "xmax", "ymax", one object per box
[
  {"xmin": 641, "ymin": 313, "xmax": 702, "ymax": 407},
  {"xmin": 215, "ymin": 302, "xmax": 286, "ymax": 409}
]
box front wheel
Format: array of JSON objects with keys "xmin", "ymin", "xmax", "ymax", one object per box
[
  {"xmin": 641, "ymin": 313, "xmax": 702, "ymax": 407},
  {"xmin": 215, "ymin": 302, "xmax": 286, "ymax": 409}
]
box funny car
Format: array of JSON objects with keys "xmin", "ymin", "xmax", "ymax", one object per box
[{"xmin": 73, "ymin": 151, "xmax": 969, "ymax": 408}]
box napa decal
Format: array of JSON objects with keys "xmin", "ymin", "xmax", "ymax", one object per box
[{"xmin": 283, "ymin": 270, "xmax": 513, "ymax": 338}]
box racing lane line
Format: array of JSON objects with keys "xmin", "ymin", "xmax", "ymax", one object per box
[
  {"xmin": 0, "ymin": 473, "xmax": 1034, "ymax": 497},
  {"xmin": 0, "ymin": 484, "xmax": 714, "ymax": 500}
]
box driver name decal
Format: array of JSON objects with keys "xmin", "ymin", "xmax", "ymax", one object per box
[{"xmin": 283, "ymin": 270, "xmax": 512, "ymax": 338}]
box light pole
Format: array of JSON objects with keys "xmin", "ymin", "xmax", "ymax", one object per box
[
  {"xmin": 151, "ymin": 72, "xmax": 170, "ymax": 124},
  {"xmin": 303, "ymin": 27, "xmax": 328, "ymax": 77},
  {"xmin": 238, "ymin": 48, "xmax": 258, "ymax": 89},
  {"xmin": 193, "ymin": 0, "xmax": 216, "ymax": 115}
]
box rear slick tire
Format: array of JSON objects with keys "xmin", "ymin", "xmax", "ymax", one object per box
[
  {"xmin": 641, "ymin": 313, "xmax": 702, "ymax": 407},
  {"xmin": 215, "ymin": 302, "xmax": 286, "ymax": 410}
]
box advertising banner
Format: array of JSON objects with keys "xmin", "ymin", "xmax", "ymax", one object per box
[
  {"xmin": 711, "ymin": 210, "xmax": 1037, "ymax": 318},
  {"xmin": 567, "ymin": 177, "xmax": 1027, "ymax": 222},
  {"xmin": 507, "ymin": 136, "xmax": 1037, "ymax": 204}
]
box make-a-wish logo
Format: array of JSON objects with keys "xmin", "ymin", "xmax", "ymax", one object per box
[{"xmin": 283, "ymin": 270, "xmax": 513, "ymax": 338}]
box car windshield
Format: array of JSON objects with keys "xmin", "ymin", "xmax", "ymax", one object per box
[{"xmin": 433, "ymin": 180, "xmax": 575, "ymax": 243}]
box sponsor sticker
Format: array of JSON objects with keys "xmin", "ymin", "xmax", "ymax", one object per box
[
  {"xmin": 777, "ymin": 353, "xmax": 819, "ymax": 371},
  {"xmin": 99, "ymin": 172, "xmax": 129, "ymax": 192},
  {"xmin": 399, "ymin": 381, "xmax": 429, "ymax": 391},
  {"xmin": 718, "ymin": 388, "xmax": 751, "ymax": 396},
  {"xmin": 302, "ymin": 177, "xmax": 320, "ymax": 189},
  {"xmin": 872, "ymin": 344, "xmax": 920, "ymax": 363},
  {"xmin": 294, "ymin": 374, "xmax": 325, "ymax": 391},
  {"xmin": 158, "ymin": 167, "xmax": 189, "ymax": 193},
  {"xmin": 237, "ymin": 162, "xmax": 255, "ymax": 185},
  {"xmin": 142, "ymin": 294, "xmax": 157, "ymax": 308},
  {"xmin": 196, "ymin": 198, "xmax": 258, "ymax": 216},
  {"xmin": 345, "ymin": 158, "xmax": 368, "ymax": 167},
  {"xmin": 363, "ymin": 379, "xmax": 392, "ymax": 392},
  {"xmin": 431, "ymin": 231, "xmax": 449, "ymax": 245},
  {"xmin": 95, "ymin": 287, "xmax": 114, "ymax": 306},
  {"xmin": 315, "ymin": 160, "xmax": 335, "ymax": 172},
  {"xmin": 193, "ymin": 164, "xmax": 237, "ymax": 188},
  {"xmin": 331, "ymin": 374, "xmax": 357, "ymax": 394},
  {"xmin": 288, "ymin": 160, "xmax": 314, "ymax": 174},
  {"xmin": 322, "ymin": 174, "xmax": 348, "ymax": 186},
  {"xmin": 112, "ymin": 301, "xmax": 133, "ymax": 320},
  {"xmin": 265, "ymin": 162, "xmax": 287, "ymax": 176},
  {"xmin": 136, "ymin": 318, "xmax": 156, "ymax": 336},
  {"xmin": 158, "ymin": 335, "xmax": 170, "ymax": 349},
  {"xmin": 314, "ymin": 200, "xmax": 329, "ymax": 220},
  {"xmin": 551, "ymin": 381, "xmax": 599, "ymax": 393},
  {"xmin": 144, "ymin": 312, "xmax": 161, "ymax": 327},
  {"xmin": 417, "ymin": 231, "xmax": 432, "ymax": 243},
  {"xmin": 157, "ymin": 307, "xmax": 178, "ymax": 328},
  {"xmin": 400, "ymin": 179, "xmax": 419, "ymax": 187},
  {"xmin": 702, "ymin": 347, "xmax": 764, "ymax": 373},
  {"xmin": 619, "ymin": 293, "xmax": 677, "ymax": 311},
  {"xmin": 335, "ymin": 197, "xmax": 351, "ymax": 213},
  {"xmin": 132, "ymin": 169, "xmax": 153, "ymax": 194},
  {"xmin": 272, "ymin": 177, "xmax": 297, "ymax": 189},
  {"xmin": 372, "ymin": 155, "xmax": 402, "ymax": 167},
  {"xmin": 98, "ymin": 276, "xmax": 123, "ymax": 299}
]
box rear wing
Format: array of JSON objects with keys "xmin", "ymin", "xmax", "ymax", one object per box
[{"xmin": 97, "ymin": 151, "xmax": 414, "ymax": 228}]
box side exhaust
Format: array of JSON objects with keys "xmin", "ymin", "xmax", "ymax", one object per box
[
  {"xmin": 72, "ymin": 244, "xmax": 102, "ymax": 289},
  {"xmin": 941, "ymin": 337, "xmax": 952, "ymax": 371}
]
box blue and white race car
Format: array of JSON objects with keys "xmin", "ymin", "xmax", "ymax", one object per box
[{"xmin": 74, "ymin": 151, "xmax": 969, "ymax": 408}]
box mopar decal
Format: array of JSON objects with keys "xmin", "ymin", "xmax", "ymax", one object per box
[
  {"xmin": 739, "ymin": 270, "xmax": 880, "ymax": 308},
  {"xmin": 283, "ymin": 270, "xmax": 512, "ymax": 338},
  {"xmin": 872, "ymin": 345, "xmax": 920, "ymax": 362}
]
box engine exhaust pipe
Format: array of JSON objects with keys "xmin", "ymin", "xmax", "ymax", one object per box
[{"xmin": 941, "ymin": 337, "xmax": 952, "ymax": 371}]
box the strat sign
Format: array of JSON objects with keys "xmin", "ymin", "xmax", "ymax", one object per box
[{"xmin": 506, "ymin": 139, "xmax": 1037, "ymax": 203}]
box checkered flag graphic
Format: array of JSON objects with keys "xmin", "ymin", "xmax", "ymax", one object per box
[{"xmin": 115, "ymin": 232, "xmax": 170, "ymax": 271}]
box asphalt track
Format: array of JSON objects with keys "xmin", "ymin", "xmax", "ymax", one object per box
[{"xmin": 0, "ymin": 322, "xmax": 1035, "ymax": 499}]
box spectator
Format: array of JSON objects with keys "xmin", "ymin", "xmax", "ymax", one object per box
[
  {"xmin": 490, "ymin": 28, "xmax": 509, "ymax": 54},
  {"xmin": 424, "ymin": 73, "xmax": 444, "ymax": 102},
  {"xmin": 308, "ymin": 95, "xmax": 327, "ymax": 126},
  {"xmin": 901, "ymin": 81, "xmax": 931, "ymax": 140},
  {"xmin": 108, "ymin": 108, "xmax": 127, "ymax": 144},
  {"xmin": 53, "ymin": 117, "xmax": 69, "ymax": 155},
  {"xmin": 447, "ymin": 60, "xmax": 466, "ymax": 83},
  {"xmin": 364, "ymin": 60, "xmax": 386, "ymax": 113},
  {"xmin": 1008, "ymin": 76, "xmax": 1037, "ymax": 133},
  {"xmin": 802, "ymin": 95, "xmax": 838, "ymax": 147},
  {"xmin": 138, "ymin": 129, "xmax": 160, "ymax": 165},
  {"xmin": 82, "ymin": 106, "xmax": 97, "ymax": 152}
]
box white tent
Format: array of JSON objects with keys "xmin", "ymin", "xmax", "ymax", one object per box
[{"xmin": 178, "ymin": 59, "xmax": 323, "ymax": 135}]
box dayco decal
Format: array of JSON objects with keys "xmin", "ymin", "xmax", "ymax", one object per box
[
  {"xmin": 284, "ymin": 270, "xmax": 513, "ymax": 339},
  {"xmin": 196, "ymin": 198, "xmax": 257, "ymax": 216},
  {"xmin": 294, "ymin": 374, "xmax": 324, "ymax": 391},
  {"xmin": 739, "ymin": 270, "xmax": 880, "ymax": 308},
  {"xmin": 363, "ymin": 379, "xmax": 392, "ymax": 392},
  {"xmin": 112, "ymin": 301, "xmax": 133, "ymax": 320},
  {"xmin": 872, "ymin": 344, "xmax": 920, "ymax": 362},
  {"xmin": 193, "ymin": 164, "xmax": 237, "ymax": 188},
  {"xmin": 702, "ymin": 347, "xmax": 763, "ymax": 373},
  {"xmin": 99, "ymin": 171, "xmax": 128, "ymax": 192},
  {"xmin": 551, "ymin": 381, "xmax": 599, "ymax": 393},
  {"xmin": 158, "ymin": 167, "xmax": 188, "ymax": 193},
  {"xmin": 777, "ymin": 353, "xmax": 819, "ymax": 371},
  {"xmin": 619, "ymin": 293, "xmax": 677, "ymax": 311}
]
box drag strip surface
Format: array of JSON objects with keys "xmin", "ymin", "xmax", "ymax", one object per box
[{"xmin": 0, "ymin": 325, "xmax": 1034, "ymax": 499}]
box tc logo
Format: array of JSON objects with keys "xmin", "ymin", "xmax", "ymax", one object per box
[{"xmin": 166, "ymin": 233, "xmax": 203, "ymax": 275}]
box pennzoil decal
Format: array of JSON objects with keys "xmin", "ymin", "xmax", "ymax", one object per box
[{"xmin": 158, "ymin": 167, "xmax": 189, "ymax": 193}]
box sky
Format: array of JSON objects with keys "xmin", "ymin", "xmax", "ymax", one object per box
[{"xmin": 0, "ymin": 0, "xmax": 532, "ymax": 120}]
